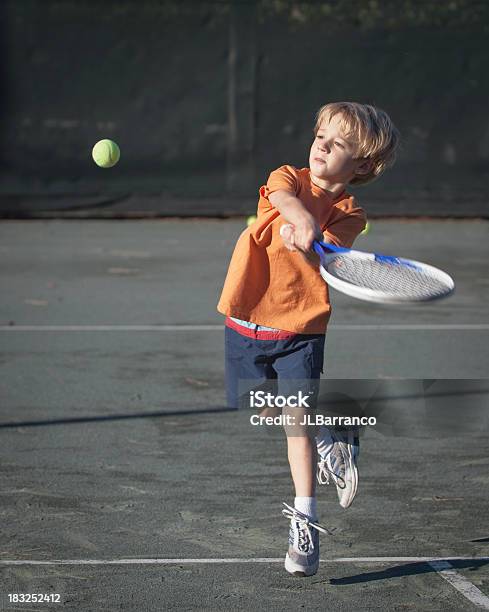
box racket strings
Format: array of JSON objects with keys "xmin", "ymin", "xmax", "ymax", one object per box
[{"xmin": 329, "ymin": 255, "xmax": 451, "ymax": 299}]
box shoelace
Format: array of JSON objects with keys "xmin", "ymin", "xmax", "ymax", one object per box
[
  {"xmin": 282, "ymin": 502, "xmax": 332, "ymax": 551},
  {"xmin": 317, "ymin": 458, "xmax": 346, "ymax": 489}
]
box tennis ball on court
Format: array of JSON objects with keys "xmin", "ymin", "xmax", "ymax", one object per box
[
  {"xmin": 247, "ymin": 215, "xmax": 257, "ymax": 226},
  {"xmin": 92, "ymin": 139, "xmax": 120, "ymax": 168},
  {"xmin": 360, "ymin": 221, "xmax": 371, "ymax": 235}
]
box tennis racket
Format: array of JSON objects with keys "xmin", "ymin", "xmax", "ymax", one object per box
[{"xmin": 280, "ymin": 224, "xmax": 455, "ymax": 304}]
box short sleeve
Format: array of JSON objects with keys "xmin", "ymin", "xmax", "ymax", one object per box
[
  {"xmin": 322, "ymin": 196, "xmax": 367, "ymax": 248},
  {"xmin": 262, "ymin": 165, "xmax": 299, "ymax": 199}
]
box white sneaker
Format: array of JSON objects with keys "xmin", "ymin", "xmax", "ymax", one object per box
[
  {"xmin": 316, "ymin": 426, "xmax": 359, "ymax": 509},
  {"xmin": 282, "ymin": 502, "xmax": 329, "ymax": 577}
]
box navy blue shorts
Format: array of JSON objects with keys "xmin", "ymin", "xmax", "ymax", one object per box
[{"xmin": 224, "ymin": 325, "xmax": 325, "ymax": 409}]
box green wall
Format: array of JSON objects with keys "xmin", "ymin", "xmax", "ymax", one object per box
[{"xmin": 1, "ymin": 1, "xmax": 488, "ymax": 216}]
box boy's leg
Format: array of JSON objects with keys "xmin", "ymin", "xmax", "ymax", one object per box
[
  {"xmin": 272, "ymin": 334, "xmax": 325, "ymax": 500},
  {"xmin": 273, "ymin": 334, "xmax": 324, "ymax": 498},
  {"xmin": 269, "ymin": 333, "xmax": 360, "ymax": 510},
  {"xmin": 287, "ymin": 433, "xmax": 317, "ymax": 498},
  {"xmin": 273, "ymin": 335, "xmax": 327, "ymax": 577}
]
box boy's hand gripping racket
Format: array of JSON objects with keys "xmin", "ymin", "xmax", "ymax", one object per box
[{"xmin": 280, "ymin": 224, "xmax": 455, "ymax": 304}]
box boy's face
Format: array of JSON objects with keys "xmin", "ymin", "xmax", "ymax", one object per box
[{"xmin": 309, "ymin": 114, "xmax": 370, "ymax": 188}]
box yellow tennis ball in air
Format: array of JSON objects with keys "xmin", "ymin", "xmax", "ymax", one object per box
[
  {"xmin": 360, "ymin": 221, "xmax": 371, "ymax": 235},
  {"xmin": 247, "ymin": 215, "xmax": 257, "ymax": 226},
  {"xmin": 92, "ymin": 139, "xmax": 120, "ymax": 168}
]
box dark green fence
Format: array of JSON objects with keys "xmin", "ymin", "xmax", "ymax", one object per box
[{"xmin": 1, "ymin": 1, "xmax": 488, "ymax": 216}]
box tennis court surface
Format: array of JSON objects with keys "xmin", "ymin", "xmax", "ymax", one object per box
[{"xmin": 1, "ymin": 218, "xmax": 488, "ymax": 611}]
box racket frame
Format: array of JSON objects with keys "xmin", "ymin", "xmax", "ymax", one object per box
[{"xmin": 313, "ymin": 240, "xmax": 455, "ymax": 304}]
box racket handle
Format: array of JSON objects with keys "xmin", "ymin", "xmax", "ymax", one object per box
[
  {"xmin": 280, "ymin": 225, "xmax": 348, "ymax": 254},
  {"xmin": 281, "ymin": 226, "xmax": 350, "ymax": 256},
  {"xmin": 313, "ymin": 241, "xmax": 325, "ymax": 257},
  {"xmin": 314, "ymin": 240, "xmax": 350, "ymax": 254}
]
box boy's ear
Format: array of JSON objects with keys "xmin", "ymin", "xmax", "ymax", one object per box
[{"xmin": 355, "ymin": 158, "xmax": 374, "ymax": 176}]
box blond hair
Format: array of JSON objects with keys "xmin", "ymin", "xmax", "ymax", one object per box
[{"xmin": 314, "ymin": 102, "xmax": 400, "ymax": 185}]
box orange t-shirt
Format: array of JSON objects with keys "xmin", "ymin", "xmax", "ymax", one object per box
[{"xmin": 217, "ymin": 165, "xmax": 367, "ymax": 334}]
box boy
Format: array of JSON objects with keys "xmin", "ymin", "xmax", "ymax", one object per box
[{"xmin": 218, "ymin": 102, "xmax": 400, "ymax": 576}]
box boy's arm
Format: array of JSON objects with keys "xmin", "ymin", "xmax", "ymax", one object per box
[{"xmin": 269, "ymin": 190, "xmax": 323, "ymax": 252}]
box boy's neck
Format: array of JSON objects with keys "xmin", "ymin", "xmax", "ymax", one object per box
[{"xmin": 310, "ymin": 174, "xmax": 347, "ymax": 199}]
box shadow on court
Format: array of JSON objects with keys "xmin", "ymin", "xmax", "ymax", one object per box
[
  {"xmin": 330, "ymin": 559, "xmax": 489, "ymax": 585},
  {"xmin": 0, "ymin": 406, "xmax": 233, "ymax": 429}
]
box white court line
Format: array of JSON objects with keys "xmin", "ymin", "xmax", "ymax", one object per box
[
  {"xmin": 330, "ymin": 324, "xmax": 489, "ymax": 331},
  {"xmin": 1, "ymin": 325, "xmax": 489, "ymax": 331},
  {"xmin": 3, "ymin": 556, "xmax": 488, "ymax": 608},
  {"xmin": 0, "ymin": 325, "xmax": 222, "ymax": 332},
  {"xmin": 1, "ymin": 556, "xmax": 488, "ymax": 565},
  {"xmin": 429, "ymin": 561, "xmax": 489, "ymax": 610}
]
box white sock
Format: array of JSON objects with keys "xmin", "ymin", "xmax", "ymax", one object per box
[{"xmin": 294, "ymin": 496, "xmax": 317, "ymax": 521}]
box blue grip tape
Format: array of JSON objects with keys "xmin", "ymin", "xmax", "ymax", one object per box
[
  {"xmin": 314, "ymin": 240, "xmax": 420, "ymax": 270},
  {"xmin": 314, "ymin": 240, "xmax": 350, "ymax": 255}
]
